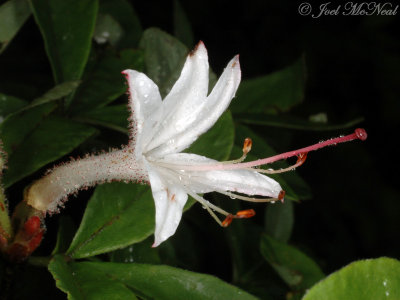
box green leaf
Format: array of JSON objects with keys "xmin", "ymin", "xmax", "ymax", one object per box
[
  {"xmin": 0, "ymin": 93, "xmax": 28, "ymax": 118},
  {"xmin": 93, "ymin": 14, "xmax": 123, "ymax": 46},
  {"xmin": 49, "ymin": 255, "xmax": 257, "ymax": 300},
  {"xmin": 173, "ymin": 0, "xmax": 194, "ymax": 48},
  {"xmin": 303, "ymin": 257, "xmax": 400, "ymax": 300},
  {"xmin": 69, "ymin": 49, "xmax": 144, "ymax": 113},
  {"xmin": 260, "ymin": 234, "xmax": 324, "ymax": 291},
  {"xmin": 74, "ymin": 105, "xmax": 129, "ymax": 134},
  {"xmin": 140, "ymin": 28, "xmax": 188, "ymax": 97},
  {"xmin": 31, "ymin": 81, "xmax": 81, "ymax": 107},
  {"xmin": 49, "ymin": 254, "xmax": 137, "ymax": 300},
  {"xmin": 67, "ymin": 182, "xmax": 155, "ymax": 259},
  {"xmin": 0, "ymin": 102, "xmax": 57, "ymax": 154},
  {"xmin": 3, "ymin": 117, "xmax": 97, "ymax": 187},
  {"xmin": 99, "ymin": 0, "xmax": 142, "ymax": 48},
  {"xmin": 30, "ymin": 0, "xmax": 98, "ymax": 83},
  {"xmin": 265, "ymin": 200, "xmax": 294, "ymax": 243},
  {"xmin": 0, "ymin": 0, "xmax": 31, "ymax": 54},
  {"xmin": 235, "ymin": 124, "xmax": 311, "ymax": 201},
  {"xmin": 186, "ymin": 111, "xmax": 235, "ymax": 161},
  {"xmin": 110, "ymin": 237, "xmax": 161, "ymax": 264},
  {"xmin": 236, "ymin": 113, "xmax": 365, "ymax": 131},
  {"xmin": 231, "ymin": 57, "xmax": 306, "ymax": 114}
]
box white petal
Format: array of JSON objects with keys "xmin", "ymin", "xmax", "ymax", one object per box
[
  {"xmin": 160, "ymin": 153, "xmax": 282, "ymax": 197},
  {"xmin": 145, "ymin": 42, "xmax": 209, "ymax": 154},
  {"xmin": 148, "ymin": 55, "xmax": 241, "ymax": 158},
  {"xmin": 145, "ymin": 162, "xmax": 188, "ymax": 247},
  {"xmin": 122, "ymin": 69, "xmax": 163, "ymax": 157}
]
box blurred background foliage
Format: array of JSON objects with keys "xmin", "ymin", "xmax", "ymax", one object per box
[{"xmin": 0, "ymin": 0, "xmax": 399, "ymax": 299}]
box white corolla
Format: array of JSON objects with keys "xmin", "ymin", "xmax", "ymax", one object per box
[
  {"xmin": 122, "ymin": 42, "xmax": 283, "ymax": 246},
  {"xmin": 27, "ymin": 41, "xmax": 366, "ymax": 247}
]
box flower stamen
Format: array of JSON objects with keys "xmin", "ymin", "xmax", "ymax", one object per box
[
  {"xmin": 188, "ymin": 191, "xmax": 231, "ymax": 226},
  {"xmin": 222, "ymin": 209, "xmax": 256, "ymax": 227},
  {"xmin": 221, "ymin": 138, "xmax": 252, "ymax": 164},
  {"xmin": 254, "ymin": 153, "xmax": 307, "ymax": 174},
  {"xmin": 219, "ymin": 190, "xmax": 286, "ymax": 203}
]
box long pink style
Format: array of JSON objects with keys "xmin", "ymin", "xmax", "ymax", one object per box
[{"xmin": 173, "ymin": 128, "xmax": 367, "ymax": 172}]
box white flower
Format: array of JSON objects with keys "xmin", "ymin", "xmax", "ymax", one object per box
[
  {"xmin": 26, "ymin": 41, "xmax": 367, "ymax": 247},
  {"xmin": 122, "ymin": 42, "xmax": 282, "ymax": 246}
]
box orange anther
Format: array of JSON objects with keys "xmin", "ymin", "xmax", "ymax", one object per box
[
  {"xmin": 296, "ymin": 152, "xmax": 308, "ymax": 165},
  {"xmin": 243, "ymin": 138, "xmax": 252, "ymax": 155},
  {"xmin": 235, "ymin": 209, "xmax": 256, "ymax": 219},
  {"xmin": 222, "ymin": 214, "xmax": 234, "ymax": 227},
  {"xmin": 278, "ymin": 190, "xmax": 286, "ymax": 202}
]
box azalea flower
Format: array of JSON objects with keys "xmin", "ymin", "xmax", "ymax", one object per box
[{"xmin": 26, "ymin": 42, "xmax": 367, "ymax": 247}]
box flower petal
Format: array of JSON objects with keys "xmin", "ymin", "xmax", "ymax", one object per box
[
  {"xmin": 145, "ymin": 162, "xmax": 188, "ymax": 247},
  {"xmin": 144, "ymin": 42, "xmax": 209, "ymax": 154},
  {"xmin": 147, "ymin": 55, "xmax": 241, "ymax": 158},
  {"xmin": 159, "ymin": 153, "xmax": 282, "ymax": 197},
  {"xmin": 122, "ymin": 69, "xmax": 163, "ymax": 157}
]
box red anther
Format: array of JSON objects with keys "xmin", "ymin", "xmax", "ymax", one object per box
[
  {"xmin": 278, "ymin": 190, "xmax": 286, "ymax": 202},
  {"xmin": 243, "ymin": 138, "xmax": 252, "ymax": 154},
  {"xmin": 234, "ymin": 209, "xmax": 256, "ymax": 219},
  {"xmin": 24, "ymin": 216, "xmax": 41, "ymax": 238},
  {"xmin": 222, "ymin": 214, "xmax": 234, "ymax": 227},
  {"xmin": 355, "ymin": 128, "xmax": 367, "ymax": 141},
  {"xmin": 296, "ymin": 152, "xmax": 308, "ymax": 165}
]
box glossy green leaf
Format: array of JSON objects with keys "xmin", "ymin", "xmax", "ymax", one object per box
[
  {"xmin": 49, "ymin": 255, "xmax": 137, "ymax": 300},
  {"xmin": 74, "ymin": 105, "xmax": 129, "ymax": 134},
  {"xmin": 260, "ymin": 234, "xmax": 324, "ymax": 290},
  {"xmin": 231, "ymin": 57, "xmax": 306, "ymax": 114},
  {"xmin": 0, "ymin": 102, "xmax": 57, "ymax": 154},
  {"xmin": 110, "ymin": 237, "xmax": 161, "ymax": 264},
  {"xmin": 30, "ymin": 0, "xmax": 98, "ymax": 83},
  {"xmin": 0, "ymin": 0, "xmax": 31, "ymax": 54},
  {"xmin": 49, "ymin": 255, "xmax": 257, "ymax": 300},
  {"xmin": 140, "ymin": 28, "xmax": 188, "ymax": 97},
  {"xmin": 67, "ymin": 182, "xmax": 155, "ymax": 259},
  {"xmin": 265, "ymin": 200, "xmax": 294, "ymax": 243},
  {"xmin": 236, "ymin": 113, "xmax": 365, "ymax": 131},
  {"xmin": 69, "ymin": 49, "xmax": 144, "ymax": 113},
  {"xmin": 235, "ymin": 124, "xmax": 311, "ymax": 201},
  {"xmin": 303, "ymin": 257, "xmax": 400, "ymax": 300},
  {"xmin": 31, "ymin": 81, "xmax": 81, "ymax": 106},
  {"xmin": 99, "ymin": 0, "xmax": 142, "ymax": 48},
  {"xmin": 0, "ymin": 93, "xmax": 28, "ymax": 118},
  {"xmin": 186, "ymin": 111, "xmax": 234, "ymax": 161},
  {"xmin": 173, "ymin": 0, "xmax": 194, "ymax": 48},
  {"xmin": 3, "ymin": 117, "xmax": 97, "ymax": 187}
]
